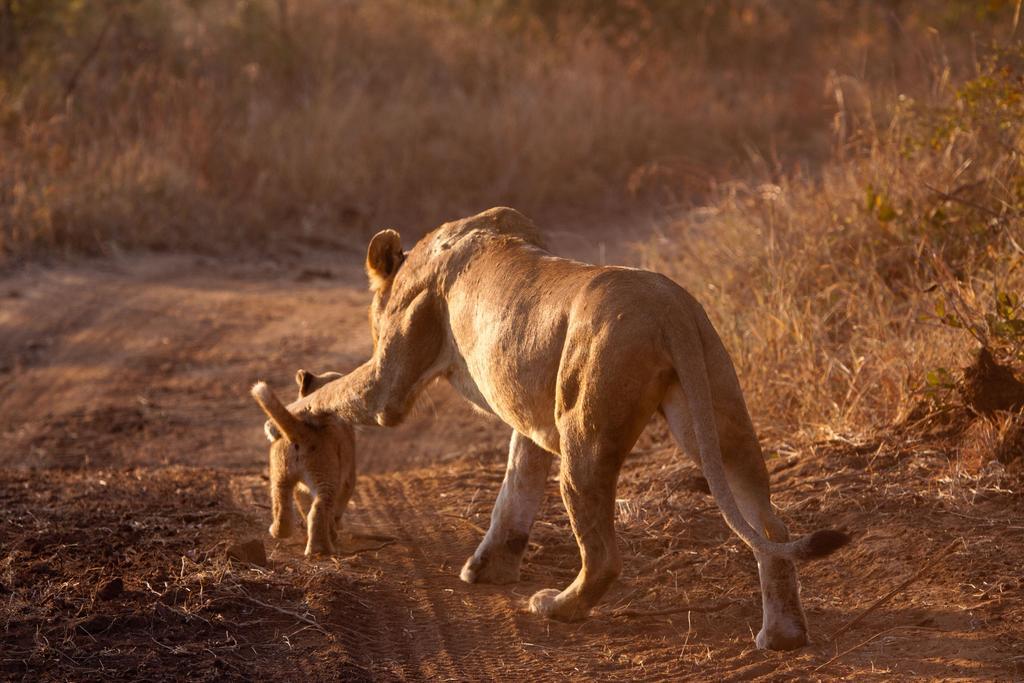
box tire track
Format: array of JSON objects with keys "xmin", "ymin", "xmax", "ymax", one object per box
[{"xmin": 344, "ymin": 473, "xmax": 562, "ymax": 681}]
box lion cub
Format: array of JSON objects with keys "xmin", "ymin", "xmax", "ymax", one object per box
[{"xmin": 251, "ymin": 370, "xmax": 356, "ymax": 557}]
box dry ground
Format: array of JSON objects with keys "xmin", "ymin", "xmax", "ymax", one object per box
[{"xmin": 1, "ymin": 244, "xmax": 1021, "ymax": 681}]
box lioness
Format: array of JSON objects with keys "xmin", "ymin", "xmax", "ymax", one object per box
[
  {"xmin": 270, "ymin": 207, "xmax": 849, "ymax": 649},
  {"xmin": 253, "ymin": 370, "xmax": 356, "ymax": 557}
]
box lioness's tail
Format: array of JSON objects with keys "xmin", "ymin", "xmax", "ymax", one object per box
[
  {"xmin": 664, "ymin": 319, "xmax": 849, "ymax": 563},
  {"xmin": 251, "ymin": 381, "xmax": 312, "ymax": 444}
]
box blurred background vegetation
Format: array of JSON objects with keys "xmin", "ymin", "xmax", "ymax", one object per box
[
  {"xmin": 0, "ymin": 0, "xmax": 1016, "ymax": 257},
  {"xmin": 2, "ymin": 0, "xmax": 1023, "ymax": 447}
]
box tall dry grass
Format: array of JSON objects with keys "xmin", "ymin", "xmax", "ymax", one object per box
[
  {"xmin": 0, "ymin": 0, "xmax": 1009, "ymax": 259},
  {"xmin": 4, "ymin": 1, "xmax": 1021, "ymax": 445},
  {"xmin": 647, "ymin": 46, "xmax": 1024, "ymax": 442}
]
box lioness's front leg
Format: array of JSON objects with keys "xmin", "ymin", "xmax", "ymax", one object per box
[
  {"xmin": 461, "ymin": 431, "xmax": 553, "ymax": 584},
  {"xmin": 528, "ymin": 443, "xmax": 624, "ymax": 621}
]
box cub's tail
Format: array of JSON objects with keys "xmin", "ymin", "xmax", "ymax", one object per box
[{"xmin": 251, "ymin": 381, "xmax": 312, "ymax": 444}]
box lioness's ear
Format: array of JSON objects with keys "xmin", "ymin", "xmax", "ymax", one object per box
[
  {"xmin": 366, "ymin": 229, "xmax": 404, "ymax": 291},
  {"xmin": 295, "ymin": 369, "xmax": 314, "ymax": 398}
]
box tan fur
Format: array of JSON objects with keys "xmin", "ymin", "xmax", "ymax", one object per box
[
  {"xmin": 273, "ymin": 207, "xmax": 848, "ymax": 649},
  {"xmin": 253, "ymin": 370, "xmax": 356, "ymax": 558}
]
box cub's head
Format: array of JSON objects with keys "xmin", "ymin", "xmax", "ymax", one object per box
[{"xmin": 261, "ymin": 369, "xmax": 345, "ymax": 442}]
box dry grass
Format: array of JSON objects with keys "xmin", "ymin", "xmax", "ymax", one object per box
[
  {"xmin": 3, "ymin": 0, "xmax": 1022, "ymax": 454},
  {"xmin": 0, "ymin": 0, "xmax": 1009, "ymax": 259},
  {"xmin": 645, "ymin": 45, "xmax": 1024, "ymax": 442}
]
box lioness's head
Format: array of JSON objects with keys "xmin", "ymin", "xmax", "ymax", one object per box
[
  {"xmin": 361, "ymin": 208, "xmax": 540, "ymax": 425},
  {"xmin": 365, "ymin": 207, "xmax": 540, "ymax": 351},
  {"xmin": 361, "ymin": 227, "xmax": 445, "ymax": 425}
]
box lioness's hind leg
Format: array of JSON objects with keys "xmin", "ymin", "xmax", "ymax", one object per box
[
  {"xmin": 663, "ymin": 382, "xmax": 809, "ymax": 650},
  {"xmin": 461, "ymin": 431, "xmax": 553, "ymax": 585},
  {"xmin": 714, "ymin": 384, "xmax": 810, "ymax": 651},
  {"xmin": 722, "ymin": 430, "xmax": 808, "ymax": 651},
  {"xmin": 528, "ymin": 443, "xmax": 624, "ymax": 622}
]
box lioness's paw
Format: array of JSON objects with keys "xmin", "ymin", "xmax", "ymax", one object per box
[
  {"xmin": 529, "ymin": 589, "xmax": 592, "ymax": 622},
  {"xmin": 527, "ymin": 589, "xmax": 562, "ymax": 617},
  {"xmin": 460, "ymin": 553, "xmax": 520, "ymax": 585},
  {"xmin": 459, "ymin": 555, "xmax": 481, "ymax": 583},
  {"xmin": 755, "ymin": 624, "xmax": 808, "ymax": 651}
]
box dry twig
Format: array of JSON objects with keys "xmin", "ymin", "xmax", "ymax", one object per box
[
  {"xmin": 338, "ymin": 540, "xmax": 396, "ymax": 556},
  {"xmin": 64, "ymin": 10, "xmax": 117, "ymax": 100},
  {"xmin": 828, "ymin": 537, "xmax": 961, "ymax": 642},
  {"xmin": 814, "ymin": 625, "xmax": 948, "ymax": 673},
  {"xmin": 237, "ymin": 595, "xmax": 331, "ymax": 637},
  {"xmin": 440, "ymin": 513, "xmax": 489, "ymax": 537},
  {"xmin": 610, "ymin": 599, "xmax": 737, "ymax": 619}
]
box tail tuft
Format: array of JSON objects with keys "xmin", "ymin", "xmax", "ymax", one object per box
[
  {"xmin": 802, "ymin": 529, "xmax": 850, "ymax": 560},
  {"xmin": 251, "ymin": 381, "xmax": 272, "ymax": 403},
  {"xmin": 251, "ymin": 380, "xmax": 310, "ymax": 444}
]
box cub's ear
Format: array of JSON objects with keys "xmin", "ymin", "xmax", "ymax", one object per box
[
  {"xmin": 295, "ymin": 369, "xmax": 345, "ymax": 398},
  {"xmin": 366, "ymin": 229, "xmax": 404, "ymax": 291},
  {"xmin": 295, "ymin": 369, "xmax": 314, "ymax": 398}
]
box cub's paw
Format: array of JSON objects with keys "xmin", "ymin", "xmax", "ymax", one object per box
[
  {"xmin": 304, "ymin": 537, "xmax": 336, "ymax": 558},
  {"xmin": 268, "ymin": 522, "xmax": 292, "ymax": 539},
  {"xmin": 460, "ymin": 552, "xmax": 521, "ymax": 585}
]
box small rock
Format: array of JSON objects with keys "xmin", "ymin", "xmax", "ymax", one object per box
[
  {"xmin": 96, "ymin": 577, "xmax": 124, "ymax": 600},
  {"xmin": 226, "ymin": 538, "xmax": 268, "ymax": 567}
]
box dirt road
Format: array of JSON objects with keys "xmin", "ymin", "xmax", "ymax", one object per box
[{"xmin": 1, "ymin": 247, "xmax": 1021, "ymax": 680}]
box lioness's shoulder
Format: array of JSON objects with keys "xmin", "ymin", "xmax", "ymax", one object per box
[{"xmin": 430, "ymin": 207, "xmax": 544, "ymax": 251}]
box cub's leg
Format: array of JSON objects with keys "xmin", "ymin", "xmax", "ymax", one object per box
[
  {"xmin": 663, "ymin": 382, "xmax": 809, "ymax": 650},
  {"xmin": 304, "ymin": 485, "xmax": 337, "ymax": 557},
  {"xmin": 461, "ymin": 431, "xmax": 553, "ymax": 584},
  {"xmin": 528, "ymin": 440, "xmax": 625, "ymax": 621},
  {"xmin": 269, "ymin": 449, "xmax": 296, "ymax": 539},
  {"xmin": 333, "ymin": 447, "xmax": 357, "ymax": 538},
  {"xmin": 293, "ymin": 483, "xmax": 313, "ymax": 528}
]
